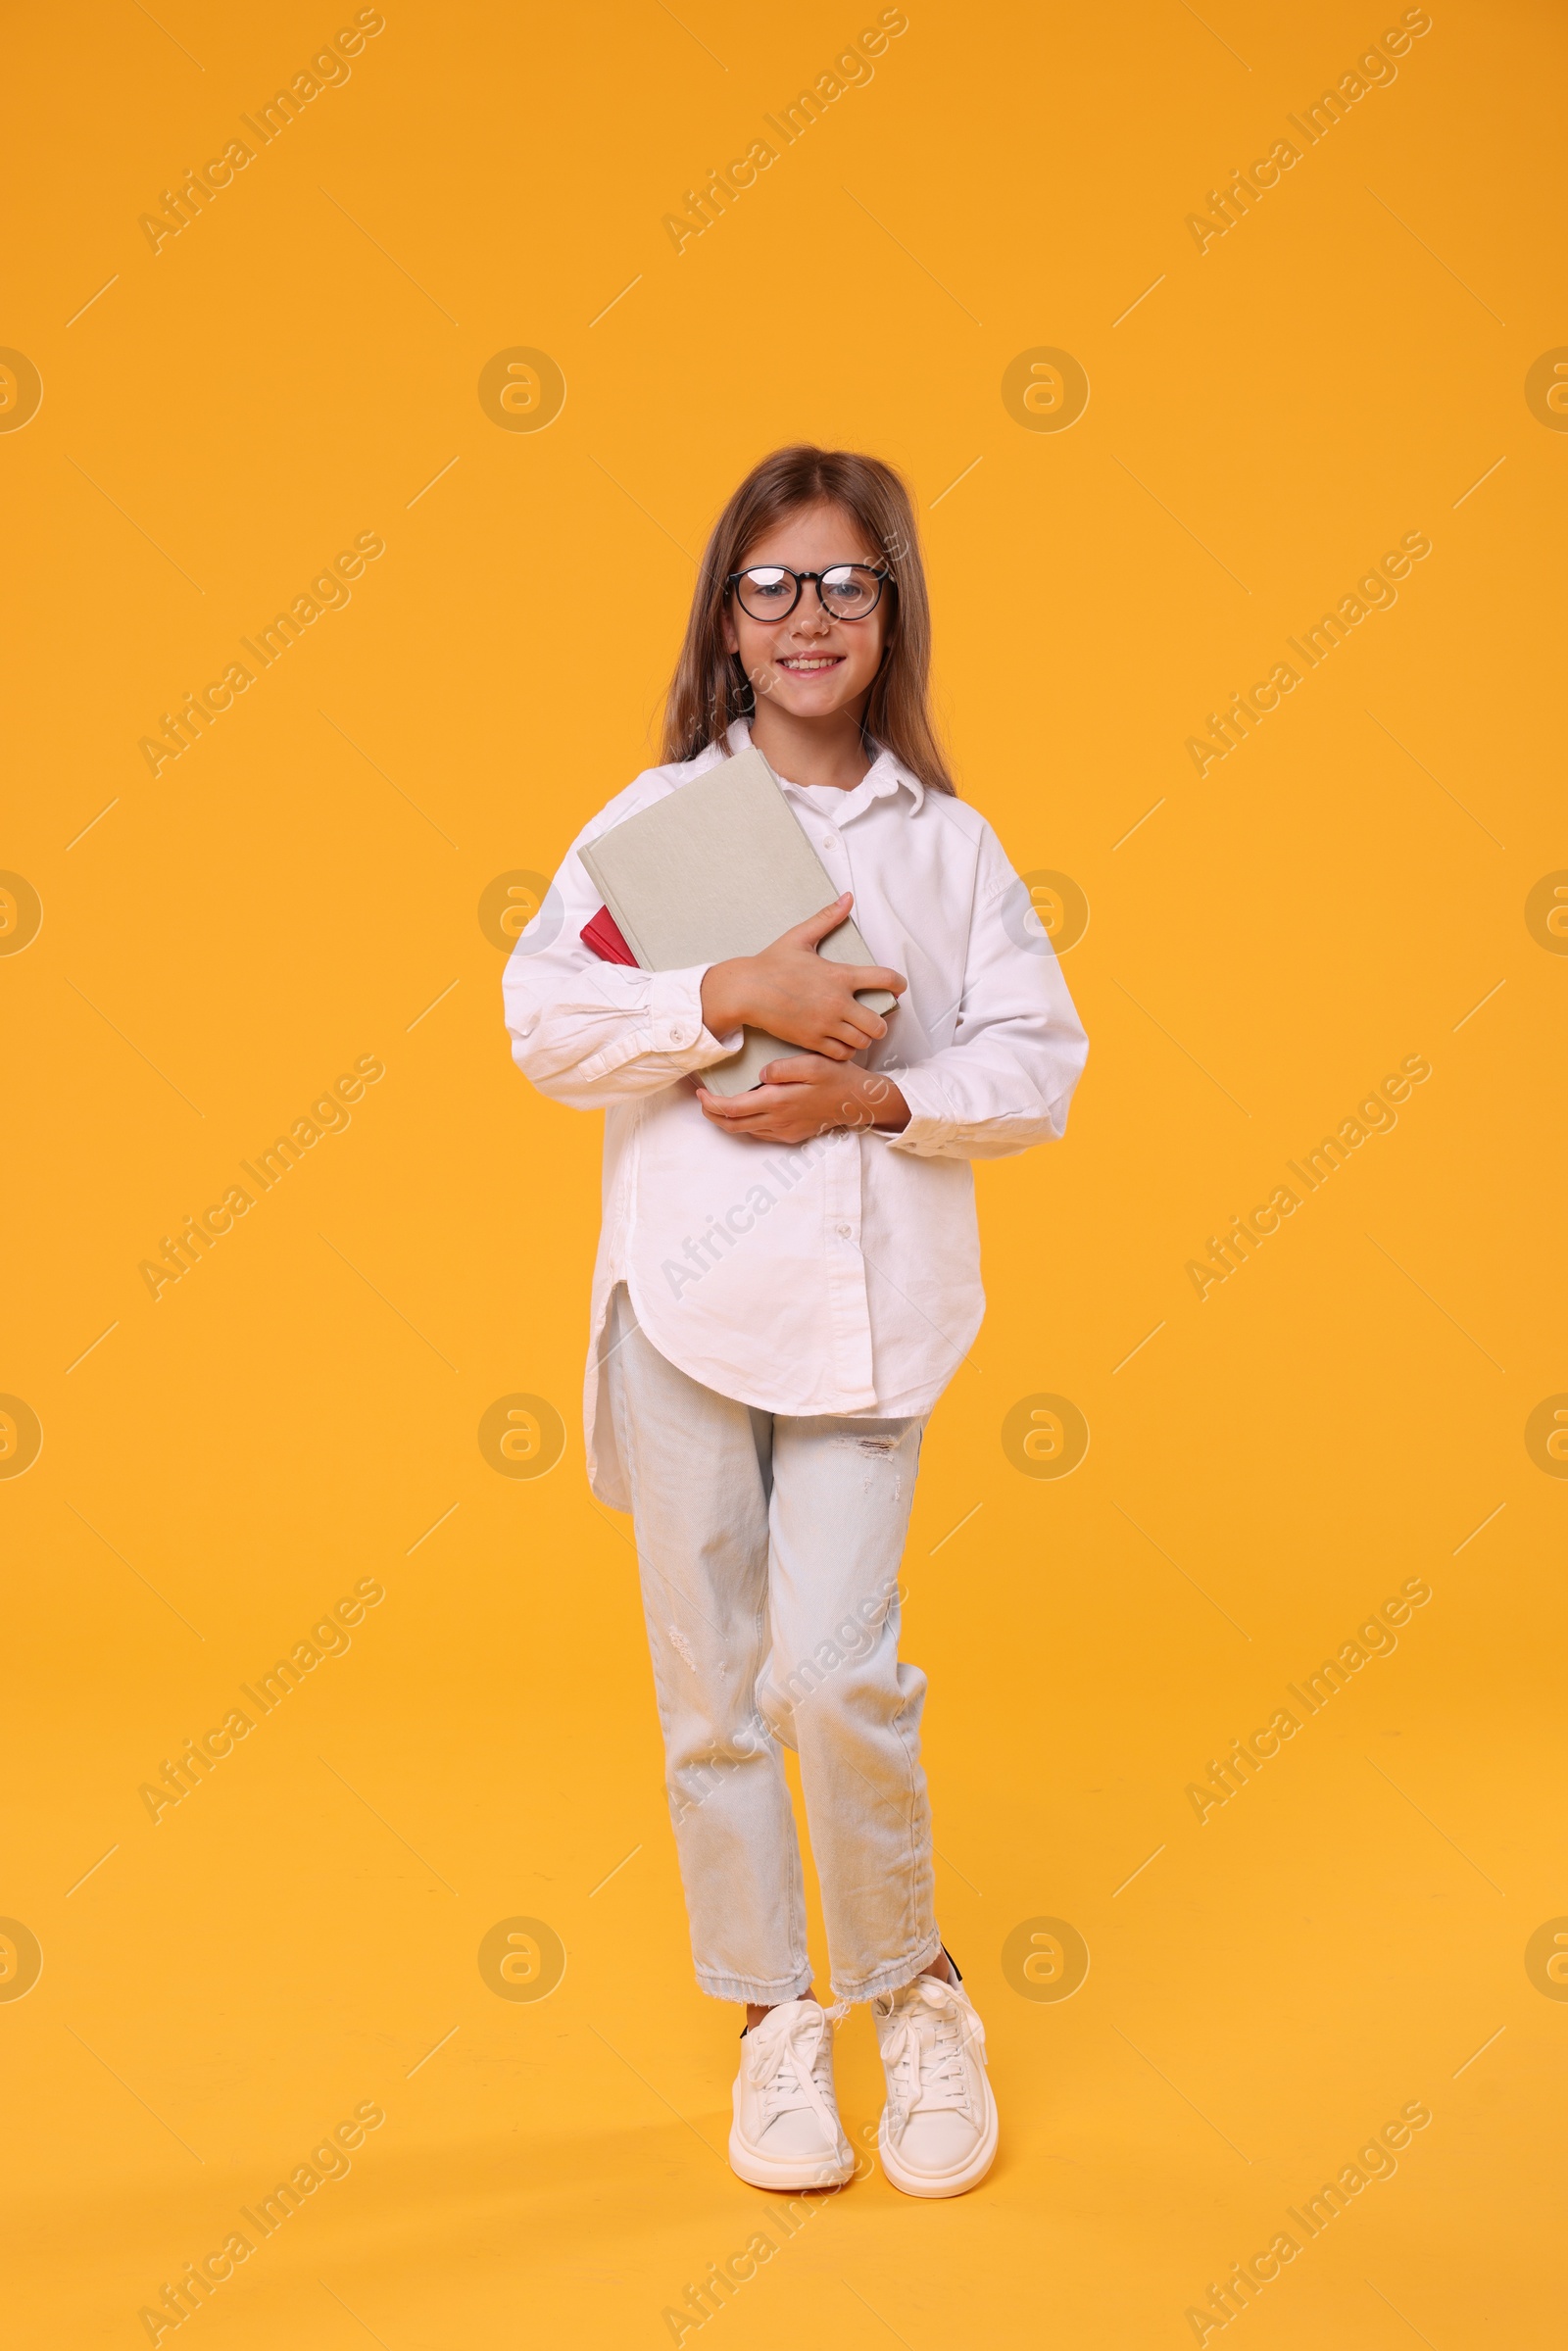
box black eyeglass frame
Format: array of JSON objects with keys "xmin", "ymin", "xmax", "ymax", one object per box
[{"xmin": 723, "ymin": 563, "xmax": 893, "ymax": 623}]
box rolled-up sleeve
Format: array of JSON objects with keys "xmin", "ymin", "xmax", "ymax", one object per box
[
  {"xmin": 504, "ymin": 831, "xmax": 741, "ymax": 1111},
  {"xmin": 880, "ymin": 823, "xmax": 1088, "ymax": 1161}
]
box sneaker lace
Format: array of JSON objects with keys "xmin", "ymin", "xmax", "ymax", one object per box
[
  {"xmin": 881, "ymin": 1981, "xmax": 987, "ymax": 2145},
  {"xmin": 750, "ymin": 2001, "xmax": 847, "ymax": 2140}
]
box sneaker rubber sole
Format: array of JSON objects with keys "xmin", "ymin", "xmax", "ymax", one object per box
[
  {"xmin": 876, "ymin": 2078, "xmax": 999, "ymax": 2198},
  {"xmin": 727, "ymin": 2126, "xmax": 855, "ymax": 2192}
]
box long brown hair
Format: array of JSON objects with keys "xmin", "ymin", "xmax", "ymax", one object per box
[{"xmin": 662, "ymin": 445, "xmax": 956, "ymax": 796}]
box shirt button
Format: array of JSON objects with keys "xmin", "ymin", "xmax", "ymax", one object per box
[
  {"xmin": 837, "ymin": 1223, "xmax": 853, "ymax": 1238},
  {"xmin": 823, "ymin": 838, "xmax": 835, "ymax": 851},
  {"xmin": 668, "ymin": 1026, "xmax": 690, "ymax": 1047}
]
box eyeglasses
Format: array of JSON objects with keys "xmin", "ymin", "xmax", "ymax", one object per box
[{"xmin": 725, "ymin": 563, "xmax": 890, "ymax": 623}]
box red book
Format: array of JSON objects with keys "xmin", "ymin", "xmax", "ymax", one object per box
[{"xmin": 581, "ymin": 904, "xmax": 638, "ymax": 966}]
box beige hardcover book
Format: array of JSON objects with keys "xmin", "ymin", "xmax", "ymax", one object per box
[{"xmin": 578, "ymin": 746, "xmax": 896, "ymax": 1096}]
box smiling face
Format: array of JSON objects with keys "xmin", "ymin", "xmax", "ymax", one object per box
[{"xmin": 719, "ymin": 499, "xmax": 891, "ymax": 726}]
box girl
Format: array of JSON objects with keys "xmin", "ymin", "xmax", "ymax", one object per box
[{"xmin": 504, "ymin": 445, "xmax": 1087, "ymax": 2199}]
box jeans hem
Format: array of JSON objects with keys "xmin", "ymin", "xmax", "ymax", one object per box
[
  {"xmin": 696, "ymin": 1964, "xmax": 814, "ymax": 2005},
  {"xmin": 830, "ymin": 1930, "xmax": 945, "ymax": 2006}
]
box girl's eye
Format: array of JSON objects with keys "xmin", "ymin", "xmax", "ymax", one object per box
[
  {"xmin": 823, "ymin": 569, "xmax": 876, "ymax": 612},
  {"xmin": 746, "ymin": 570, "xmax": 790, "ymax": 600}
]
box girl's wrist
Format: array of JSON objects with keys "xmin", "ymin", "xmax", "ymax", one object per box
[
  {"xmin": 699, "ymin": 957, "xmax": 754, "ymax": 1039},
  {"xmin": 859, "ymin": 1070, "xmax": 910, "ymax": 1132}
]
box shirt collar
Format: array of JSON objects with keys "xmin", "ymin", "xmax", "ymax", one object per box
[{"xmin": 721, "ymin": 716, "xmax": 926, "ymax": 814}]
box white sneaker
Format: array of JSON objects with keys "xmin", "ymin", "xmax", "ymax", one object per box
[
  {"xmin": 872, "ymin": 1962, "xmax": 998, "ymax": 2197},
  {"xmin": 728, "ymin": 1998, "xmax": 854, "ymax": 2190}
]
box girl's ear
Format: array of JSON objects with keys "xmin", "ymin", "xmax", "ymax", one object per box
[{"xmin": 719, "ymin": 600, "xmax": 739, "ymax": 656}]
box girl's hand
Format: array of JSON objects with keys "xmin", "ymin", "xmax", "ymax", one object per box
[
  {"xmin": 699, "ymin": 895, "xmax": 906, "ymax": 1061},
  {"xmin": 694, "ymin": 1054, "xmax": 910, "ymax": 1146}
]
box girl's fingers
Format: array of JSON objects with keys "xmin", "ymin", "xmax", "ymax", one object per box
[
  {"xmin": 842, "ymin": 964, "xmax": 906, "ymax": 997},
  {"xmin": 697, "ymin": 1084, "xmax": 819, "ymax": 1143},
  {"xmin": 701, "ymin": 1084, "xmax": 783, "ymax": 1116},
  {"xmin": 695, "ymin": 1093, "xmax": 760, "ymax": 1120},
  {"xmin": 787, "ymin": 894, "xmax": 854, "ymax": 949}
]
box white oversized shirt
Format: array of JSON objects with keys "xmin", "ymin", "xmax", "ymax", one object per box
[{"xmin": 503, "ymin": 721, "xmax": 1088, "ymax": 1505}]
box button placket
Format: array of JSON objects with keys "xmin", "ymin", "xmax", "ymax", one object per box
[{"xmin": 818, "ymin": 1131, "xmax": 873, "ymax": 1398}]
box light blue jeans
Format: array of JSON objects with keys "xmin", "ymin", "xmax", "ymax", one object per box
[{"xmin": 603, "ymin": 1283, "xmax": 941, "ymax": 2004}]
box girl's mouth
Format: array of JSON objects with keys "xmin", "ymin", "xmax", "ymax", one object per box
[{"xmin": 777, "ymin": 655, "xmax": 845, "ymax": 673}]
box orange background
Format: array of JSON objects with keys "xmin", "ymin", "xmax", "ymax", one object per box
[{"xmin": 5, "ymin": 0, "xmax": 1566, "ymax": 2342}]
